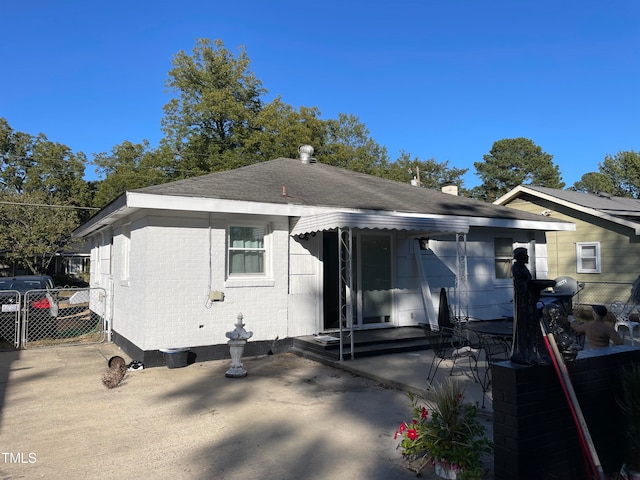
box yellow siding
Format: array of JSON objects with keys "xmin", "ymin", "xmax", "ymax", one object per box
[{"xmin": 502, "ymin": 197, "xmax": 640, "ymax": 284}]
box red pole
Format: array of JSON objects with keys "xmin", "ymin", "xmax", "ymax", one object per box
[{"xmin": 539, "ymin": 319, "xmax": 606, "ymax": 480}]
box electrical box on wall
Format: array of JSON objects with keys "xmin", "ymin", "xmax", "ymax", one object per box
[{"xmin": 209, "ymin": 291, "xmax": 225, "ymax": 302}]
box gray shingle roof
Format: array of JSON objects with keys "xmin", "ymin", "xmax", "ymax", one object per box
[
  {"xmin": 520, "ymin": 186, "xmax": 640, "ymax": 218},
  {"xmin": 133, "ymin": 157, "xmax": 565, "ymax": 223}
]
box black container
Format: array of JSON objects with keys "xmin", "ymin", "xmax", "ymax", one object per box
[{"xmin": 161, "ymin": 349, "xmax": 189, "ymax": 368}]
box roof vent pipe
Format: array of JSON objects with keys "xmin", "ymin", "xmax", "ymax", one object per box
[{"xmin": 298, "ymin": 145, "xmax": 316, "ymax": 164}]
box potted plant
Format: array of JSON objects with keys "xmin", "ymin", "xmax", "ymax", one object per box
[
  {"xmin": 618, "ymin": 363, "xmax": 640, "ymax": 480},
  {"xmin": 395, "ymin": 378, "xmax": 493, "ymax": 479}
]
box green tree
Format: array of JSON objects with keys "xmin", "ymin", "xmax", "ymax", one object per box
[
  {"xmin": 318, "ymin": 113, "xmax": 390, "ymax": 176},
  {"xmin": 161, "ymin": 38, "xmax": 267, "ymax": 176},
  {"xmin": 0, "ymin": 118, "xmax": 91, "ymax": 273},
  {"xmin": 386, "ymin": 151, "xmax": 468, "ymax": 191},
  {"xmin": 0, "ymin": 118, "xmax": 91, "ymax": 212},
  {"xmin": 0, "ymin": 118, "xmax": 32, "ymax": 192},
  {"xmin": 599, "ymin": 150, "xmax": 639, "ymax": 198},
  {"xmin": 243, "ymin": 97, "xmax": 327, "ymax": 161},
  {"xmin": 470, "ymin": 137, "xmax": 564, "ymax": 202},
  {"xmin": 0, "ymin": 190, "xmax": 80, "ymax": 274},
  {"xmin": 160, "ymin": 38, "xmax": 390, "ymax": 178},
  {"xmin": 92, "ymin": 140, "xmax": 172, "ymax": 207},
  {"xmin": 570, "ymin": 172, "xmax": 617, "ymax": 196}
]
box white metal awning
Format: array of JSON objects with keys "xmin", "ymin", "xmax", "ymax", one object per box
[{"xmin": 290, "ymin": 212, "xmax": 469, "ymax": 236}]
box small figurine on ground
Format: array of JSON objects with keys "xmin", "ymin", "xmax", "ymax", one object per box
[{"xmin": 102, "ymin": 355, "xmax": 127, "ymax": 389}]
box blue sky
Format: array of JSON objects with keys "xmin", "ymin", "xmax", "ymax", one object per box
[{"xmin": 2, "ymin": 1, "xmax": 638, "ymax": 189}]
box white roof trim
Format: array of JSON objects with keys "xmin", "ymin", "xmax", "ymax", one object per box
[
  {"xmin": 291, "ymin": 212, "xmax": 470, "ymax": 236},
  {"xmin": 495, "ymin": 185, "xmax": 640, "ymax": 235},
  {"xmin": 74, "ymin": 189, "xmax": 575, "ymax": 238},
  {"xmin": 126, "ymin": 192, "xmax": 311, "ymax": 216},
  {"xmin": 465, "ymin": 216, "xmax": 575, "ymax": 231}
]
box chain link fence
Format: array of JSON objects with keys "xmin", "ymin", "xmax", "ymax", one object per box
[
  {"xmin": 570, "ymin": 281, "xmax": 637, "ymax": 321},
  {"xmin": 21, "ymin": 287, "xmax": 107, "ymax": 348},
  {"xmin": 0, "ymin": 291, "xmax": 21, "ymax": 349}
]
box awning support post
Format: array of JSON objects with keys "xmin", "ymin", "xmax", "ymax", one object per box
[
  {"xmin": 338, "ymin": 227, "xmax": 354, "ymax": 360},
  {"xmin": 455, "ymin": 233, "xmax": 469, "ymax": 324}
]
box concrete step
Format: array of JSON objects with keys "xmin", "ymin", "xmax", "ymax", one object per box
[{"xmin": 292, "ymin": 327, "xmax": 430, "ymax": 361}]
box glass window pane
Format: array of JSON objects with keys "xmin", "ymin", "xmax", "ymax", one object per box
[
  {"xmin": 230, "ymin": 252, "xmax": 246, "ymax": 274},
  {"xmin": 229, "ymin": 252, "xmax": 264, "ymax": 274},
  {"xmin": 229, "ymin": 226, "xmax": 266, "ymax": 275},
  {"xmin": 230, "ymin": 227, "xmax": 264, "ymax": 248},
  {"xmin": 495, "ymin": 260, "xmax": 512, "ymax": 279},
  {"xmin": 494, "ymin": 238, "xmax": 514, "ymax": 278}
]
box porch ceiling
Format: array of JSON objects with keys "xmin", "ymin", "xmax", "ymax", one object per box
[{"xmin": 290, "ymin": 211, "xmax": 469, "ymax": 236}]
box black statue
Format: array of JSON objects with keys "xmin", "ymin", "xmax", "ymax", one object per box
[{"xmin": 510, "ymin": 248, "xmax": 553, "ymax": 365}]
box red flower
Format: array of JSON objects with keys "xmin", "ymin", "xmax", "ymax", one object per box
[
  {"xmin": 407, "ymin": 428, "xmax": 418, "ymax": 441},
  {"xmin": 412, "ymin": 419, "xmax": 418, "ymax": 425},
  {"xmin": 395, "ymin": 421, "xmax": 407, "ymax": 439},
  {"xmin": 421, "ymin": 407, "xmax": 429, "ymax": 419}
]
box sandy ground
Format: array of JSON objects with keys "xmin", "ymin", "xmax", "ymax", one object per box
[{"xmin": 0, "ymin": 344, "xmax": 443, "ymax": 480}]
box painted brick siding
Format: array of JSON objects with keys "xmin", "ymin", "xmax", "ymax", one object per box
[{"xmin": 124, "ymin": 214, "xmax": 291, "ymax": 350}]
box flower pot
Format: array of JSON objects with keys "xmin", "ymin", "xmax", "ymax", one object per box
[{"xmin": 435, "ymin": 461, "xmax": 458, "ymax": 480}]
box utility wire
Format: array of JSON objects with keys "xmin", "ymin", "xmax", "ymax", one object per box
[{"xmin": 0, "ymin": 201, "xmax": 100, "ymax": 210}]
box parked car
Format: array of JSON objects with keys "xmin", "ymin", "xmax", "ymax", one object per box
[{"xmin": 0, "ymin": 275, "xmax": 58, "ymax": 342}]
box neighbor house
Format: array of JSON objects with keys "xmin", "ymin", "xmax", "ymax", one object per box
[
  {"xmin": 0, "ymin": 248, "xmax": 89, "ymax": 279},
  {"xmin": 495, "ymin": 185, "xmax": 640, "ymax": 305},
  {"xmin": 72, "ymin": 150, "xmax": 574, "ymax": 365}
]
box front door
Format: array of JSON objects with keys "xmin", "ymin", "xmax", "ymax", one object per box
[
  {"xmin": 323, "ymin": 231, "xmax": 393, "ymax": 330},
  {"xmin": 357, "ymin": 233, "xmax": 392, "ymax": 326}
]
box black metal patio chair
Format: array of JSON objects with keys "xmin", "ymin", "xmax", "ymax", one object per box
[
  {"xmin": 478, "ymin": 333, "xmax": 511, "ymax": 408},
  {"xmin": 421, "ymin": 324, "xmax": 481, "ymax": 390}
]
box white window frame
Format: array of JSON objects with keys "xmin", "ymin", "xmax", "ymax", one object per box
[
  {"xmin": 225, "ymin": 223, "xmax": 274, "ymax": 287},
  {"xmin": 576, "ymin": 242, "xmax": 601, "ymax": 274}
]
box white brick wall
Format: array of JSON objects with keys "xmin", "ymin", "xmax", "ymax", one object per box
[
  {"xmin": 86, "ymin": 208, "xmax": 553, "ymax": 349},
  {"xmin": 101, "ymin": 213, "xmax": 291, "ymax": 350}
]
